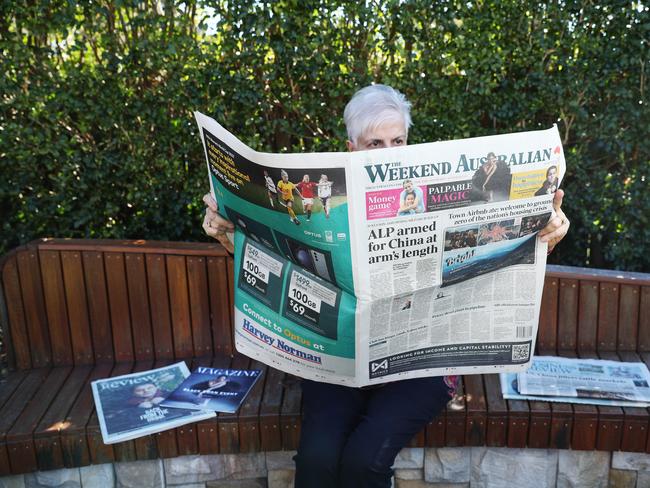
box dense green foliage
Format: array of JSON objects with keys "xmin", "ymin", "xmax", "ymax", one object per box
[{"xmin": 1, "ymin": 1, "xmax": 648, "ymax": 271}]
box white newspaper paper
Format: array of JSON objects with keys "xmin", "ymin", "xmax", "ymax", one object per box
[
  {"xmin": 516, "ymin": 356, "xmax": 650, "ymax": 402},
  {"xmin": 500, "ymin": 371, "xmax": 650, "ymax": 407},
  {"xmin": 196, "ymin": 111, "xmax": 565, "ymax": 386}
]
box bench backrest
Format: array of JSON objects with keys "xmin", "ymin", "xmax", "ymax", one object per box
[
  {"xmin": 539, "ymin": 266, "xmax": 650, "ymax": 354},
  {"xmin": 1, "ymin": 239, "xmax": 649, "ymax": 370},
  {"xmin": 0, "ymin": 239, "xmax": 233, "ymax": 370}
]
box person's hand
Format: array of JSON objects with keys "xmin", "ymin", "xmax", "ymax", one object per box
[
  {"xmin": 538, "ymin": 189, "xmax": 570, "ymax": 254},
  {"xmin": 202, "ymin": 193, "xmax": 235, "ymax": 253}
]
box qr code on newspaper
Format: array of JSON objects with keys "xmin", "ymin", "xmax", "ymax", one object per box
[{"xmin": 511, "ymin": 344, "xmax": 530, "ymax": 361}]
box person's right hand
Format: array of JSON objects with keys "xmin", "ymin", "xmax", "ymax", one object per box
[{"xmin": 202, "ymin": 193, "xmax": 235, "ymax": 253}]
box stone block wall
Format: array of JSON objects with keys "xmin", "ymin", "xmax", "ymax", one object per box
[{"xmin": 2, "ymin": 447, "xmax": 650, "ymax": 488}]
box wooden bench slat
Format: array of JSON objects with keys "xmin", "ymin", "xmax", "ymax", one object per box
[
  {"xmin": 16, "ymin": 249, "xmax": 52, "ymax": 368},
  {"xmin": 6, "ymin": 367, "xmax": 71, "ymax": 474},
  {"xmin": 37, "ymin": 239, "xmax": 228, "ymax": 256},
  {"xmin": 0, "ymin": 371, "xmax": 28, "ymax": 410},
  {"xmin": 587, "ymin": 351, "xmax": 624, "ymax": 451},
  {"xmin": 39, "ymin": 251, "xmax": 74, "ymax": 366},
  {"xmin": 146, "ymin": 255, "xmax": 175, "ymax": 360},
  {"xmin": 549, "ymin": 402, "xmax": 573, "ymax": 449},
  {"xmin": 528, "ymin": 400, "xmax": 551, "ymax": 448},
  {"xmin": 130, "ymin": 360, "xmax": 159, "ymax": 461},
  {"xmin": 94, "ymin": 362, "xmax": 136, "ymax": 463},
  {"xmin": 196, "ymin": 356, "xmax": 230, "ymax": 455},
  {"xmin": 259, "ymin": 367, "xmax": 285, "ymax": 451},
  {"xmin": 239, "ymin": 360, "xmax": 268, "ymax": 453},
  {"xmin": 638, "ymin": 286, "xmax": 650, "ymax": 352},
  {"xmin": 187, "ymin": 256, "xmax": 213, "ymax": 357},
  {"xmin": 152, "ymin": 359, "xmax": 180, "ymax": 459},
  {"xmin": 218, "ymin": 355, "xmax": 248, "ymax": 454},
  {"xmin": 60, "ymin": 251, "xmax": 94, "ymax": 365},
  {"xmin": 445, "ymin": 378, "xmax": 466, "ymax": 447},
  {"xmin": 208, "ymin": 257, "xmax": 233, "ymax": 356},
  {"xmin": 0, "ymin": 368, "xmax": 50, "ymax": 475},
  {"xmin": 81, "ymin": 252, "xmax": 114, "ymax": 363},
  {"xmin": 2, "ymin": 255, "xmax": 31, "ymax": 369},
  {"xmin": 171, "ymin": 357, "xmax": 208, "ymax": 458},
  {"xmin": 125, "ymin": 254, "xmax": 155, "ymax": 361},
  {"xmin": 598, "ymin": 282, "xmax": 619, "ymax": 352},
  {"xmin": 60, "ymin": 362, "xmax": 114, "ymax": 468},
  {"xmin": 562, "ymin": 351, "xmax": 598, "ymax": 450},
  {"xmin": 280, "ymin": 375, "xmax": 302, "ymax": 451},
  {"xmin": 167, "ymin": 256, "xmax": 194, "ymax": 359},
  {"xmin": 505, "ymin": 397, "xmax": 529, "ymax": 448},
  {"xmin": 618, "ymin": 284, "xmax": 641, "ymax": 351},
  {"xmin": 536, "ymin": 348, "xmax": 572, "ymax": 449},
  {"xmin": 577, "ymin": 280, "xmax": 599, "ymax": 353},
  {"xmin": 537, "ymin": 276, "xmax": 559, "ymax": 352},
  {"xmin": 617, "ymin": 351, "xmax": 649, "ymax": 452},
  {"xmin": 483, "ymin": 374, "xmax": 507, "ymax": 447},
  {"xmin": 105, "ymin": 253, "xmax": 134, "ymax": 362},
  {"xmin": 34, "ymin": 365, "xmax": 92, "ymax": 471},
  {"xmin": 558, "ymin": 279, "xmax": 579, "ymax": 351},
  {"xmin": 464, "ymin": 374, "xmax": 486, "ymax": 446}
]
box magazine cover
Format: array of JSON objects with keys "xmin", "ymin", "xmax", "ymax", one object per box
[
  {"xmin": 161, "ymin": 366, "xmax": 262, "ymax": 413},
  {"xmin": 91, "ymin": 362, "xmax": 215, "ymax": 444}
]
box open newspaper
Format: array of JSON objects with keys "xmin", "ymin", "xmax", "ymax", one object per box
[
  {"xmin": 196, "ymin": 112, "xmax": 565, "ymax": 386},
  {"xmin": 516, "ymin": 356, "xmax": 650, "ymax": 403}
]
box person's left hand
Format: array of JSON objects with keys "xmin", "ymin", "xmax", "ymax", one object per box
[{"xmin": 538, "ymin": 189, "xmax": 570, "ymax": 253}]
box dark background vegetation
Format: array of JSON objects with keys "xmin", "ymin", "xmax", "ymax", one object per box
[{"xmin": 1, "ymin": 1, "xmax": 648, "ymax": 271}]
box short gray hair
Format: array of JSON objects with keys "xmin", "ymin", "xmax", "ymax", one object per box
[{"xmin": 343, "ymin": 84, "xmax": 412, "ymax": 144}]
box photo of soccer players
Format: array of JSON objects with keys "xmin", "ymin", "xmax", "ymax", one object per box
[{"xmin": 277, "ymin": 170, "xmax": 302, "ymax": 226}]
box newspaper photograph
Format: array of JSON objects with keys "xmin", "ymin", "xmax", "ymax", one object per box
[
  {"xmin": 196, "ymin": 111, "xmax": 565, "ymax": 386},
  {"xmin": 516, "ymin": 356, "xmax": 650, "ymax": 402}
]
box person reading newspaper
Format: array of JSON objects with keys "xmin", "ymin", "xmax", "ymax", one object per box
[{"xmin": 202, "ymin": 84, "xmax": 570, "ymax": 488}]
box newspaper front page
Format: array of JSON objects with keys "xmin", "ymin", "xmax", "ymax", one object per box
[{"xmin": 195, "ymin": 111, "xmax": 565, "ymax": 387}]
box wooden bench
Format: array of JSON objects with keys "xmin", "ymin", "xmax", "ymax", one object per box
[{"xmin": 0, "ymin": 238, "xmax": 648, "ymax": 475}]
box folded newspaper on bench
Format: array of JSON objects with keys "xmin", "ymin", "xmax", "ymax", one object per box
[
  {"xmin": 509, "ymin": 356, "xmax": 650, "ymax": 405},
  {"xmin": 196, "ymin": 111, "xmax": 565, "ymax": 386}
]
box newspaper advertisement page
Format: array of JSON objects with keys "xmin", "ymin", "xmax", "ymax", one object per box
[
  {"xmin": 195, "ymin": 112, "xmax": 360, "ymax": 385},
  {"xmin": 517, "ymin": 356, "xmax": 650, "ymax": 402},
  {"xmin": 350, "ymin": 127, "xmax": 564, "ymax": 384}
]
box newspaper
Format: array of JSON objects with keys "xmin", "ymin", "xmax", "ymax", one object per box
[
  {"xmin": 196, "ymin": 111, "xmax": 565, "ymax": 386},
  {"xmin": 500, "ymin": 372, "xmax": 650, "ymax": 407},
  {"xmin": 516, "ymin": 356, "xmax": 650, "ymax": 403}
]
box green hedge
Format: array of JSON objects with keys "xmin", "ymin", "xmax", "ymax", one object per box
[{"xmin": 1, "ymin": 1, "xmax": 648, "ymax": 271}]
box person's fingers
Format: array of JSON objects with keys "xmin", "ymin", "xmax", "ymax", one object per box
[
  {"xmin": 552, "ymin": 189, "xmax": 564, "ymax": 212},
  {"xmin": 539, "ymin": 190, "xmax": 569, "ymax": 243},
  {"xmin": 203, "ymin": 192, "xmax": 218, "ymax": 212},
  {"xmin": 539, "ymin": 214, "xmax": 570, "ymax": 240},
  {"xmin": 202, "ymin": 212, "xmax": 219, "ymax": 238},
  {"xmin": 219, "ymin": 235, "xmax": 235, "ymax": 254},
  {"xmin": 202, "ymin": 212, "xmax": 235, "ymax": 252},
  {"xmin": 204, "ymin": 206, "xmax": 235, "ymax": 231}
]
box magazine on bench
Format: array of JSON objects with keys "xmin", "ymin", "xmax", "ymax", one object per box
[
  {"xmin": 91, "ymin": 362, "xmax": 215, "ymax": 444},
  {"xmin": 196, "ymin": 111, "xmax": 566, "ymax": 386},
  {"xmin": 161, "ymin": 366, "xmax": 262, "ymax": 413}
]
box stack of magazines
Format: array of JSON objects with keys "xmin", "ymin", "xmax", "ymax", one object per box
[
  {"xmin": 91, "ymin": 362, "xmax": 261, "ymax": 444},
  {"xmin": 500, "ymin": 356, "xmax": 650, "ymax": 407}
]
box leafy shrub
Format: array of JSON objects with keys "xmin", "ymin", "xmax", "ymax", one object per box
[{"xmin": 1, "ymin": 1, "xmax": 647, "ymax": 271}]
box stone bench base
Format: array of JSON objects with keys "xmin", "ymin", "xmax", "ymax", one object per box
[{"xmin": 1, "ymin": 447, "xmax": 649, "ymax": 488}]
